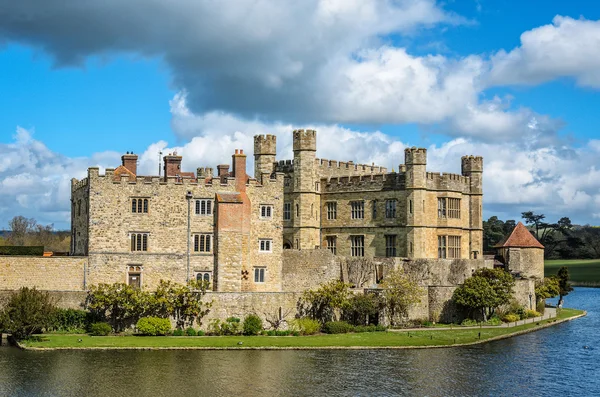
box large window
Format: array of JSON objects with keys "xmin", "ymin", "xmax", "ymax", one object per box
[
  {"xmin": 385, "ymin": 235, "xmax": 397, "ymax": 257},
  {"xmin": 254, "ymin": 267, "xmax": 265, "ymax": 283},
  {"xmin": 259, "ymin": 239, "xmax": 272, "ymax": 253},
  {"xmin": 326, "ymin": 236, "xmax": 337, "ymax": 255},
  {"xmin": 131, "ymin": 233, "xmax": 148, "ymax": 252},
  {"xmin": 438, "ymin": 235, "xmax": 461, "ymax": 258},
  {"xmin": 350, "ymin": 201, "xmax": 364, "ymax": 219},
  {"xmin": 283, "ymin": 202, "xmax": 291, "ymax": 220},
  {"xmin": 438, "ymin": 198, "xmax": 461, "ymax": 219},
  {"xmin": 195, "ymin": 199, "xmax": 213, "ymax": 216},
  {"xmin": 128, "ymin": 265, "xmax": 143, "ymax": 289},
  {"xmin": 131, "ymin": 198, "xmax": 149, "ymax": 214},
  {"xmin": 385, "ymin": 200, "xmax": 396, "ymax": 219},
  {"xmin": 327, "ymin": 202, "xmax": 337, "ymax": 220},
  {"xmin": 350, "ymin": 235, "xmax": 365, "ymax": 257},
  {"xmin": 260, "ymin": 204, "xmax": 273, "ymax": 219},
  {"xmin": 193, "ymin": 234, "xmax": 212, "ymax": 253}
]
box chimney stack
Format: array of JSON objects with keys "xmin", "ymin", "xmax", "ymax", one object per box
[
  {"xmin": 163, "ymin": 153, "xmax": 183, "ymax": 181},
  {"xmin": 121, "ymin": 152, "xmax": 138, "ymax": 175},
  {"xmin": 231, "ymin": 149, "xmax": 247, "ymax": 192},
  {"xmin": 217, "ymin": 164, "xmax": 229, "ymax": 177}
]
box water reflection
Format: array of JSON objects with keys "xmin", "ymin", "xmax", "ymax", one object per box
[{"xmin": 1, "ymin": 288, "xmax": 598, "ymax": 397}]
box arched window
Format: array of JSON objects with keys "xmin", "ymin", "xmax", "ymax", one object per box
[{"xmin": 203, "ymin": 273, "xmax": 210, "ymax": 282}]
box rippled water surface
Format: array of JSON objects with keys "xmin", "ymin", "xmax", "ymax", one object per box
[{"xmin": 1, "ymin": 288, "xmax": 598, "ymax": 396}]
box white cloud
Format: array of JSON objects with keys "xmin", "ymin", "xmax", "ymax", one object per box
[{"xmin": 489, "ymin": 16, "xmax": 600, "ymax": 87}]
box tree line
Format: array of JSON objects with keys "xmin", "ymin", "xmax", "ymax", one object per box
[
  {"xmin": 0, "ymin": 215, "xmax": 70, "ymax": 252},
  {"xmin": 484, "ymin": 211, "xmax": 600, "ymax": 259}
]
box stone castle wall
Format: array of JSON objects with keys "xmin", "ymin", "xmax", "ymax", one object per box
[
  {"xmin": 281, "ymin": 249, "xmax": 339, "ymax": 292},
  {"xmin": 0, "ymin": 256, "xmax": 86, "ymax": 291}
]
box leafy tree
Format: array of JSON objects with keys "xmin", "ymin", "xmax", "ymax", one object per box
[
  {"xmin": 578, "ymin": 226, "xmax": 600, "ymax": 258},
  {"xmin": 557, "ymin": 266, "xmax": 573, "ymax": 308},
  {"xmin": 151, "ymin": 280, "xmax": 212, "ymax": 329},
  {"xmin": 300, "ymin": 280, "xmax": 352, "ymax": 323},
  {"xmin": 86, "ymin": 283, "xmax": 150, "ymax": 332},
  {"xmin": 534, "ymin": 277, "xmax": 560, "ymax": 304},
  {"xmin": 453, "ymin": 268, "xmax": 514, "ymax": 321},
  {"xmin": 483, "ymin": 216, "xmax": 517, "ymax": 252},
  {"xmin": 0, "ymin": 287, "xmax": 56, "ymax": 340},
  {"xmin": 344, "ymin": 293, "xmax": 382, "ymax": 326},
  {"xmin": 380, "ymin": 269, "xmax": 423, "ymax": 326}
]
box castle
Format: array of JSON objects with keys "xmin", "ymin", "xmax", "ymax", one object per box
[
  {"xmin": 0, "ymin": 129, "xmax": 542, "ymax": 323},
  {"xmin": 69, "ymin": 129, "xmax": 483, "ymax": 293}
]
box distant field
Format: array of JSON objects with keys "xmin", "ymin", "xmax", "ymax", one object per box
[{"xmin": 545, "ymin": 259, "xmax": 600, "ymax": 284}]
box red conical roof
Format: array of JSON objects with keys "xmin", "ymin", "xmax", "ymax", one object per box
[{"xmin": 493, "ymin": 222, "xmax": 544, "ymax": 249}]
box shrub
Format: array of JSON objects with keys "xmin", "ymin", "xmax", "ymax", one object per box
[
  {"xmin": 185, "ymin": 327, "xmax": 197, "ymax": 336},
  {"xmin": 354, "ymin": 325, "xmax": 386, "ymax": 333},
  {"xmin": 0, "ymin": 287, "xmax": 56, "ymax": 340},
  {"xmin": 89, "ymin": 322, "xmax": 112, "ymax": 336},
  {"xmin": 323, "ymin": 321, "xmax": 354, "ymax": 334},
  {"xmin": 208, "ymin": 317, "xmax": 242, "ymax": 335},
  {"xmin": 460, "ymin": 318, "xmax": 478, "ymax": 326},
  {"xmin": 172, "ymin": 328, "xmax": 184, "ymax": 336},
  {"xmin": 502, "ymin": 314, "xmax": 520, "ymax": 323},
  {"xmin": 290, "ymin": 318, "xmax": 321, "ymax": 335},
  {"xmin": 243, "ymin": 314, "xmax": 263, "ymax": 335},
  {"xmin": 508, "ymin": 301, "xmax": 526, "ymax": 320},
  {"xmin": 0, "ymin": 246, "xmax": 44, "ymax": 256},
  {"xmin": 49, "ymin": 308, "xmax": 90, "ymax": 333},
  {"xmin": 196, "ymin": 330, "xmax": 205, "ymax": 336},
  {"xmin": 525, "ymin": 310, "xmax": 541, "ymax": 318},
  {"xmin": 536, "ymin": 301, "xmax": 546, "ymax": 315},
  {"xmin": 136, "ymin": 317, "xmax": 171, "ymax": 336},
  {"xmin": 485, "ymin": 316, "xmax": 502, "ymax": 326}
]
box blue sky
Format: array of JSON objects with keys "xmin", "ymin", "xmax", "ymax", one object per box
[{"xmin": 1, "ymin": 0, "xmax": 600, "ymax": 229}]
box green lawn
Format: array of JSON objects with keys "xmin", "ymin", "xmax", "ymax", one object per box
[
  {"xmin": 545, "ymin": 259, "xmax": 600, "ymax": 283},
  {"xmin": 22, "ymin": 309, "xmax": 583, "ymax": 349}
]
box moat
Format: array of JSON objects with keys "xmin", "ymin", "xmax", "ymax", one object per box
[{"xmin": 1, "ymin": 287, "xmax": 598, "ymax": 397}]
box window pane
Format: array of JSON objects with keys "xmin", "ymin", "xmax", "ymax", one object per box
[
  {"xmin": 204, "ymin": 273, "xmax": 210, "ymax": 282},
  {"xmin": 137, "ymin": 234, "xmax": 142, "ymax": 251},
  {"xmin": 195, "ymin": 200, "xmax": 200, "ymax": 214},
  {"xmin": 142, "ymin": 234, "xmax": 147, "ymax": 251},
  {"xmin": 138, "ymin": 199, "xmax": 143, "ymax": 213},
  {"xmin": 132, "ymin": 199, "xmax": 137, "ymax": 213},
  {"xmin": 207, "ymin": 200, "xmax": 212, "ymax": 215},
  {"xmin": 143, "ymin": 199, "xmax": 148, "ymax": 213}
]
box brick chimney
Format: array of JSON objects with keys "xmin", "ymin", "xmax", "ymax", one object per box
[
  {"xmin": 121, "ymin": 153, "xmax": 138, "ymax": 175},
  {"xmin": 232, "ymin": 149, "xmax": 247, "ymax": 192},
  {"xmin": 217, "ymin": 164, "xmax": 229, "ymax": 177},
  {"xmin": 163, "ymin": 153, "xmax": 183, "ymax": 181}
]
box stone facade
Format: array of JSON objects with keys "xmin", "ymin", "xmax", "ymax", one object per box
[
  {"xmin": 71, "ymin": 149, "xmax": 283, "ymax": 292},
  {"xmin": 259, "ymin": 130, "xmax": 484, "ymax": 260},
  {"xmin": 0, "ymin": 256, "xmax": 86, "ymax": 291}
]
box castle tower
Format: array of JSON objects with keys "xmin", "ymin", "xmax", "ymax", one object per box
[
  {"xmin": 291, "ymin": 129, "xmax": 320, "ymax": 249},
  {"xmin": 405, "ymin": 148, "xmax": 428, "ymax": 258},
  {"xmin": 461, "ymin": 156, "xmax": 484, "ymax": 258},
  {"xmin": 253, "ymin": 134, "xmax": 277, "ymax": 183}
]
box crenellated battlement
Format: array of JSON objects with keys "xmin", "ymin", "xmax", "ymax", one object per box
[
  {"xmin": 322, "ymin": 172, "xmax": 405, "ymax": 192},
  {"xmin": 275, "ymin": 159, "xmax": 294, "ymax": 173},
  {"xmin": 72, "ymin": 177, "xmax": 88, "ymax": 192},
  {"xmin": 314, "ymin": 158, "xmax": 387, "ymax": 174},
  {"xmin": 425, "ymin": 171, "xmax": 471, "ymax": 192},
  {"xmin": 461, "ymin": 155, "xmax": 484, "ymax": 175},
  {"xmin": 293, "ymin": 129, "xmax": 317, "ymax": 152},
  {"xmin": 405, "ymin": 147, "xmax": 427, "ymax": 165},
  {"xmin": 254, "ymin": 134, "xmax": 277, "ymax": 155},
  {"xmin": 196, "ymin": 167, "xmax": 214, "ymax": 179}
]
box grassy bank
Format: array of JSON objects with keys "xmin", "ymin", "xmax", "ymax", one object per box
[
  {"xmin": 21, "ymin": 309, "xmax": 584, "ymax": 350},
  {"xmin": 545, "ymin": 259, "xmax": 600, "ymax": 284}
]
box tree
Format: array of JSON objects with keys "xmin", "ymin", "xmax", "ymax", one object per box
[
  {"xmin": 86, "ymin": 283, "xmax": 150, "ymax": 332},
  {"xmin": 534, "ymin": 277, "xmax": 560, "ymax": 304},
  {"xmin": 380, "ymin": 269, "xmax": 423, "ymax": 326},
  {"xmin": 151, "ymin": 279, "xmax": 212, "ymax": 329},
  {"xmin": 578, "ymin": 226, "xmax": 600, "ymax": 258},
  {"xmin": 557, "ymin": 266, "xmax": 573, "ymax": 308},
  {"xmin": 344, "ymin": 293, "xmax": 383, "ymax": 326},
  {"xmin": 0, "ymin": 287, "xmax": 56, "ymax": 340},
  {"xmin": 300, "ymin": 280, "xmax": 352, "ymax": 323},
  {"xmin": 7, "ymin": 216, "xmax": 36, "ymax": 245},
  {"xmin": 453, "ymin": 268, "xmax": 515, "ymax": 321}
]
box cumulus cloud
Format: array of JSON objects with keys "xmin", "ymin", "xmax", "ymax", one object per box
[
  {"xmin": 489, "ymin": 16, "xmax": 600, "ymax": 87},
  {"xmin": 0, "ymin": 128, "xmax": 119, "ymax": 228}
]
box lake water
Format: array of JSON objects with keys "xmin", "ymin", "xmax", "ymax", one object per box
[{"xmin": 1, "ymin": 287, "xmax": 598, "ymax": 397}]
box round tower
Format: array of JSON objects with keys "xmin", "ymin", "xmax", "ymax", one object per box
[{"xmin": 253, "ymin": 134, "xmax": 277, "ymax": 182}]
